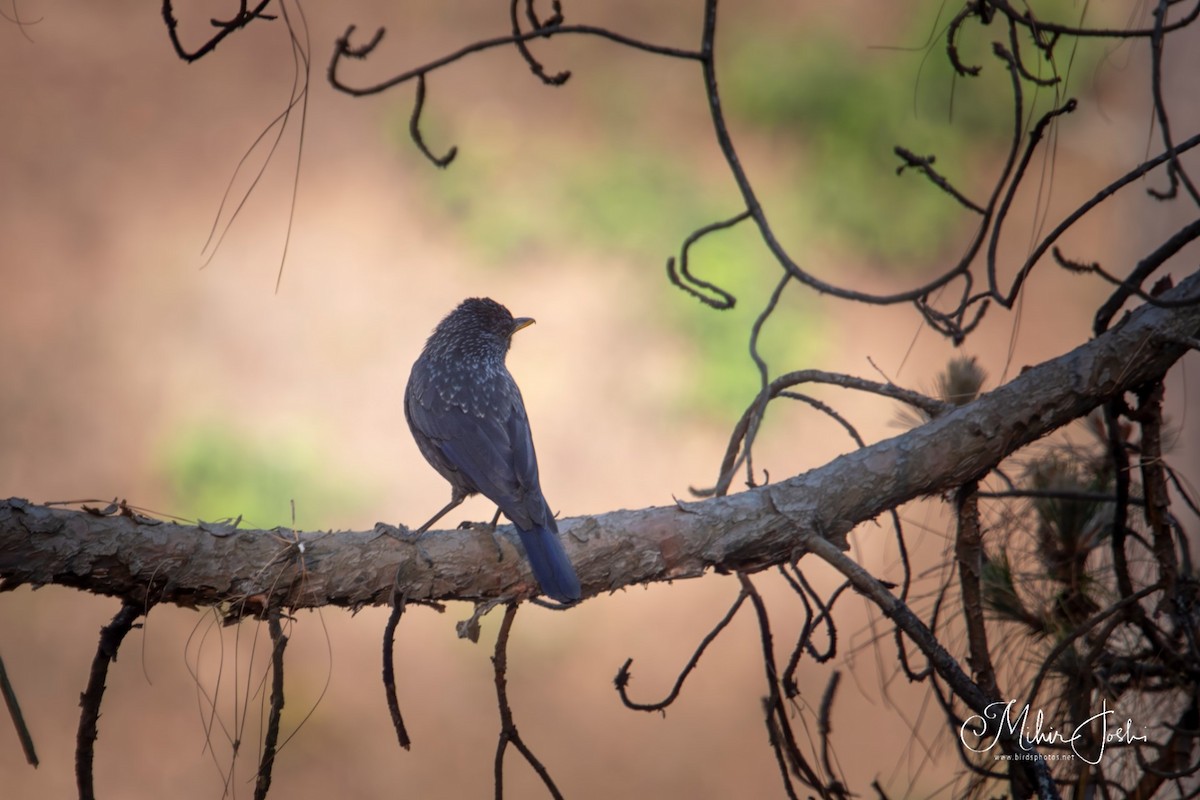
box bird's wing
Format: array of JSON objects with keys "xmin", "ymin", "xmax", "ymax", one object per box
[
  {"xmin": 504, "ymin": 389, "xmax": 556, "ymax": 531},
  {"xmin": 406, "ymin": 374, "xmax": 547, "ymax": 530}
]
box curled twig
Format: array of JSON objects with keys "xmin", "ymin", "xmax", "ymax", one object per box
[
  {"xmin": 161, "ymin": 0, "xmax": 274, "ymax": 63},
  {"xmin": 781, "ymin": 566, "xmax": 849, "ymax": 671},
  {"xmin": 615, "ymin": 587, "xmax": 748, "ymax": 712},
  {"xmin": 509, "ymin": 0, "xmax": 570, "ymax": 86},
  {"xmin": 410, "ymin": 74, "xmax": 457, "ymax": 168},
  {"xmin": 1006, "ymin": 16, "xmax": 1061, "ymax": 87},
  {"xmin": 525, "ymin": 0, "xmax": 564, "ymax": 30},
  {"xmin": 1147, "ymin": 0, "xmax": 1200, "ymax": 206},
  {"xmin": 666, "ymin": 211, "xmax": 749, "ymax": 309},
  {"xmin": 946, "ymin": 5, "xmax": 983, "ymax": 77}
]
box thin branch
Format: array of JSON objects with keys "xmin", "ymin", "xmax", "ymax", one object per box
[
  {"xmin": 1022, "ymin": 584, "xmax": 1162, "ymax": 712},
  {"xmin": 780, "ymin": 518, "xmax": 1061, "ymax": 799},
  {"xmin": 161, "ymin": 0, "xmax": 275, "ymax": 63},
  {"xmin": 986, "ymin": 0, "xmax": 1200, "ymax": 40},
  {"xmin": 509, "ymin": 0, "xmax": 570, "ymax": 86},
  {"xmin": 76, "ymin": 601, "xmax": 142, "ymax": 800},
  {"xmin": 1006, "ymin": 16, "xmax": 1061, "ymax": 87},
  {"xmin": 740, "ymin": 574, "xmax": 828, "ymax": 798},
  {"xmin": 1147, "ymin": 0, "xmax": 1200, "ymax": 205},
  {"xmin": 666, "ymin": 211, "xmax": 748, "ymax": 309},
  {"xmin": 410, "ymin": 74, "xmax": 457, "ymax": 168},
  {"xmin": 978, "ymin": 488, "xmax": 1144, "ymax": 506},
  {"xmin": 818, "ymin": 671, "xmax": 844, "ymax": 795},
  {"xmin": 328, "ymin": 23, "xmax": 701, "ymax": 99},
  {"xmin": 382, "ymin": 595, "xmax": 412, "ymax": 750},
  {"xmin": 954, "ymin": 482, "xmax": 999, "ymax": 701},
  {"xmin": 894, "ymin": 147, "xmax": 987, "ymax": 215},
  {"xmin": 492, "ymin": 603, "xmax": 563, "ymax": 800},
  {"xmin": 695, "ymin": 369, "xmax": 949, "ymax": 499},
  {"xmin": 1135, "ymin": 382, "xmax": 1180, "ymax": 598},
  {"xmin": 1093, "ymin": 216, "xmax": 1200, "ymax": 333},
  {"xmin": 698, "ymin": 0, "xmax": 980, "ymax": 308},
  {"xmin": 253, "ymin": 610, "xmax": 288, "ymax": 800},
  {"xmin": 982, "ymin": 43, "xmax": 1076, "ymax": 307},
  {"xmin": 782, "ymin": 565, "xmax": 849, "ymax": 672},
  {"xmin": 0, "ymin": 652, "xmax": 37, "ymax": 767},
  {"xmin": 614, "ymin": 587, "xmax": 747, "ymax": 712}
]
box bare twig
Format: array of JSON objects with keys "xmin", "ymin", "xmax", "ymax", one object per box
[
  {"xmin": 382, "ymin": 593, "xmax": 412, "ymax": 750},
  {"xmin": 254, "ymin": 610, "xmax": 288, "ymax": 800},
  {"xmin": 161, "ymin": 0, "xmax": 274, "ymax": 63},
  {"xmin": 954, "ymin": 482, "xmax": 999, "ymax": 701},
  {"xmin": 614, "ymin": 587, "xmax": 747, "ymax": 712},
  {"xmin": 509, "ymin": 0, "xmax": 570, "ymax": 86},
  {"xmin": 894, "ymin": 147, "xmax": 986, "ymax": 215},
  {"xmin": 409, "ymin": 73, "xmax": 457, "ymax": 168},
  {"xmin": 740, "ymin": 574, "xmax": 830, "ymax": 798},
  {"xmin": 666, "ymin": 212, "xmax": 748, "ymax": 309},
  {"xmin": 492, "ymin": 604, "xmax": 563, "ymax": 799},
  {"xmin": 77, "ymin": 602, "xmax": 142, "ymax": 800},
  {"xmin": 0, "ymin": 652, "xmax": 37, "ymax": 767},
  {"xmin": 328, "ymin": 22, "xmax": 701, "ymax": 99}
]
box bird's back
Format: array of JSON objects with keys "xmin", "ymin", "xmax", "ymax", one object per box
[{"xmin": 405, "ymin": 349, "xmax": 550, "ymax": 532}]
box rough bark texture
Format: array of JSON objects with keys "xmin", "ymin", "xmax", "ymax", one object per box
[{"xmin": 2, "ymin": 271, "xmax": 1198, "ymax": 611}]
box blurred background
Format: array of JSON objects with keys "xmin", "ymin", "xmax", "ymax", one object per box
[{"xmin": 2, "ymin": 1, "xmax": 1197, "ymax": 797}]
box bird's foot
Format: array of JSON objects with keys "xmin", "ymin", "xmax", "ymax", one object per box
[
  {"xmin": 373, "ymin": 521, "xmax": 419, "ymax": 543},
  {"xmin": 374, "ymin": 522, "xmax": 435, "ymax": 567}
]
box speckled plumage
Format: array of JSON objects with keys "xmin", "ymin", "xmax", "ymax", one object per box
[{"xmin": 405, "ymin": 297, "xmax": 582, "ymax": 602}]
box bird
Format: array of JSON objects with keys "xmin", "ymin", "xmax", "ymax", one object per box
[{"xmin": 404, "ymin": 297, "xmax": 582, "ymax": 603}]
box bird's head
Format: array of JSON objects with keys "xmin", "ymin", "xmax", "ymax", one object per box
[{"xmin": 428, "ymin": 297, "xmax": 535, "ymax": 360}]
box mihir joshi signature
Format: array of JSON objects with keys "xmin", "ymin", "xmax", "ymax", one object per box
[{"xmin": 960, "ymin": 699, "xmax": 1147, "ymax": 765}]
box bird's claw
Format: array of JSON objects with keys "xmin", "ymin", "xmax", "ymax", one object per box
[
  {"xmin": 373, "ymin": 521, "xmax": 420, "ymax": 544},
  {"xmin": 376, "ymin": 522, "xmax": 435, "ymax": 571}
]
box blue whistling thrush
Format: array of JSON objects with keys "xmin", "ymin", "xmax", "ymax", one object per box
[{"xmin": 404, "ymin": 297, "xmax": 582, "ymax": 603}]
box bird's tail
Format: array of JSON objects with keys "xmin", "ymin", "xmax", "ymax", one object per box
[{"xmin": 516, "ymin": 523, "xmax": 582, "ymax": 603}]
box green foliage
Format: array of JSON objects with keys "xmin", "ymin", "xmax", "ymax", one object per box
[
  {"xmin": 721, "ymin": 27, "xmax": 1006, "ymax": 264},
  {"xmin": 661, "ymin": 227, "xmax": 824, "ymax": 419},
  {"xmin": 720, "ymin": 1, "xmax": 1103, "ymax": 265},
  {"xmin": 407, "ymin": 131, "xmax": 727, "ymax": 265},
  {"xmin": 158, "ymin": 421, "xmax": 367, "ymax": 530}
]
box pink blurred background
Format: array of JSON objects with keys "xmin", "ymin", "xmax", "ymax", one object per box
[{"xmin": 2, "ymin": 2, "xmax": 1197, "ymax": 797}]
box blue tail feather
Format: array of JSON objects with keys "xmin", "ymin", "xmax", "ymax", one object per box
[{"xmin": 516, "ymin": 524, "xmax": 581, "ymax": 603}]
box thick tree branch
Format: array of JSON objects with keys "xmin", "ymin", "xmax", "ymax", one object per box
[{"xmin": 2, "ymin": 271, "xmax": 1198, "ymax": 611}]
